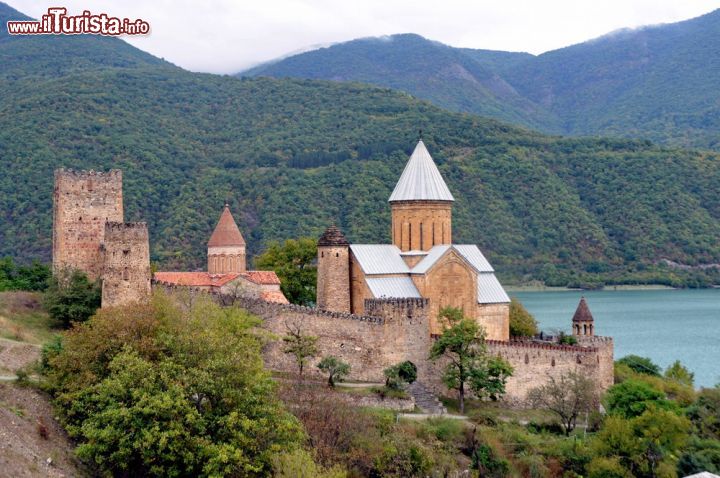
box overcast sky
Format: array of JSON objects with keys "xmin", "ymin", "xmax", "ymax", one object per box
[{"xmin": 7, "ymin": 0, "xmax": 719, "ymax": 74}]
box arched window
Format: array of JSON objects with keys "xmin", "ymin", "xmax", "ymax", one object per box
[
  {"xmin": 524, "ymin": 353, "xmax": 529, "ymax": 364},
  {"xmin": 122, "ymin": 268, "xmax": 129, "ymax": 281},
  {"xmin": 551, "ymin": 357, "xmax": 556, "ymax": 367},
  {"xmin": 583, "ymin": 324, "xmax": 588, "ymax": 335}
]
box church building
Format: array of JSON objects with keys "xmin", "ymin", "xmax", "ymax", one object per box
[
  {"xmin": 154, "ymin": 204, "xmax": 288, "ymax": 303},
  {"xmin": 317, "ymin": 140, "xmax": 511, "ymax": 340}
]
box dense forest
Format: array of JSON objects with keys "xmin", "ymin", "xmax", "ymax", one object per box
[
  {"xmin": 1, "ymin": 2, "xmax": 719, "ymax": 287},
  {"xmin": 245, "ymin": 9, "xmax": 720, "ymax": 150}
]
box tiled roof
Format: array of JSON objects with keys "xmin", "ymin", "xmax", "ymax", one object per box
[
  {"xmin": 572, "ymin": 297, "xmax": 594, "ymax": 322},
  {"xmin": 261, "ymin": 290, "xmax": 289, "ymax": 304},
  {"xmin": 208, "ymin": 204, "xmax": 245, "ymax": 247},
  {"xmin": 153, "ymin": 272, "xmax": 241, "ymax": 287},
  {"xmin": 318, "ymin": 224, "xmax": 349, "ymax": 246},
  {"xmin": 242, "ymin": 270, "xmax": 281, "ymax": 285},
  {"xmin": 388, "ymin": 140, "xmax": 454, "ymax": 202},
  {"xmin": 153, "ymin": 270, "xmax": 281, "ymax": 287}
]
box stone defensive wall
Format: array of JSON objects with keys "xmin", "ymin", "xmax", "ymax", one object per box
[
  {"xmin": 486, "ymin": 337, "xmax": 614, "ymax": 405},
  {"xmin": 154, "ymin": 284, "xmax": 432, "ymax": 382},
  {"xmin": 154, "ymin": 283, "xmax": 613, "ymax": 404}
]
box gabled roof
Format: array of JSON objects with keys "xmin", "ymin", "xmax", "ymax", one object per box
[
  {"xmin": 208, "ymin": 204, "xmax": 245, "ymax": 247},
  {"xmin": 410, "ymin": 244, "xmax": 494, "ymax": 274},
  {"xmin": 572, "ymin": 297, "xmax": 594, "ymax": 322},
  {"xmin": 153, "ymin": 270, "xmax": 281, "ymax": 287},
  {"xmin": 153, "ymin": 272, "xmax": 241, "ymax": 287},
  {"xmin": 350, "ymin": 244, "xmax": 410, "ymax": 275},
  {"xmin": 410, "ymin": 245, "xmax": 451, "ymax": 274},
  {"xmin": 477, "ymin": 273, "xmax": 510, "ymax": 304},
  {"xmin": 454, "ymin": 245, "xmax": 494, "ymax": 273},
  {"xmin": 318, "ymin": 224, "xmax": 349, "ymax": 246},
  {"xmin": 388, "ymin": 140, "xmax": 454, "ymax": 202},
  {"xmin": 366, "ymin": 277, "xmax": 421, "ymax": 298}
]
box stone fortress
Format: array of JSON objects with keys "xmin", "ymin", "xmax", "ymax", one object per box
[
  {"xmin": 51, "ymin": 139, "xmax": 614, "ymax": 405},
  {"xmin": 52, "ymin": 169, "xmax": 151, "ymax": 308}
]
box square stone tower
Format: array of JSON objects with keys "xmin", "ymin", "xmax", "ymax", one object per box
[
  {"xmin": 52, "ymin": 169, "xmax": 123, "ymax": 279},
  {"xmin": 101, "ymin": 222, "xmax": 151, "ymax": 307}
]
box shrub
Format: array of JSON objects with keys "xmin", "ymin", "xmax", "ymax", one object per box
[
  {"xmin": 42, "ymin": 269, "xmax": 100, "ymax": 328},
  {"xmin": 44, "ymin": 292, "xmax": 303, "ymax": 477},
  {"xmin": 509, "ymin": 297, "xmax": 538, "ymax": 337},
  {"xmin": 616, "ymin": 355, "xmax": 661, "ymax": 376},
  {"xmin": 384, "ymin": 360, "xmax": 417, "ymax": 390},
  {"xmin": 317, "ymin": 356, "xmax": 350, "ymax": 387},
  {"xmin": 272, "ymin": 449, "xmax": 348, "ymax": 478},
  {"xmin": 605, "ymin": 380, "xmax": 677, "ymax": 418}
]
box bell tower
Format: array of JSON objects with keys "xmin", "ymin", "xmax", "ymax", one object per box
[
  {"xmin": 389, "ymin": 140, "xmax": 454, "ymax": 252},
  {"xmin": 207, "ymin": 204, "xmax": 246, "ymax": 274}
]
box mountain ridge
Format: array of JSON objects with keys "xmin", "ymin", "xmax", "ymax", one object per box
[
  {"xmin": 242, "ymin": 9, "xmax": 720, "ymax": 149},
  {"xmin": 1, "ymin": 2, "xmax": 719, "ymax": 287}
]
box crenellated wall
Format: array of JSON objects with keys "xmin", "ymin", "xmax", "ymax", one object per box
[
  {"xmin": 486, "ymin": 337, "xmax": 614, "ymax": 405},
  {"xmin": 52, "ymin": 169, "xmax": 123, "ymax": 279},
  {"xmin": 154, "ymin": 283, "xmax": 613, "ymax": 404}
]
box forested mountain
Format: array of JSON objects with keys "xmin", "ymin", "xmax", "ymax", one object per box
[
  {"xmin": 243, "ymin": 10, "xmax": 720, "ymax": 150},
  {"xmin": 242, "ymin": 34, "xmax": 559, "ymax": 133},
  {"xmin": 1, "ymin": 2, "xmax": 719, "ymax": 287}
]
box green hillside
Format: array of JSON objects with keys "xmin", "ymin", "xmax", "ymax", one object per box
[
  {"xmin": 1, "ymin": 2, "xmax": 719, "ymax": 287},
  {"xmin": 243, "ymin": 34, "xmax": 561, "ymax": 133},
  {"xmin": 243, "ymin": 10, "xmax": 720, "ymax": 150}
]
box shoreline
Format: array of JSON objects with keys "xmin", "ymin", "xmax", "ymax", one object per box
[{"xmin": 504, "ymin": 284, "xmax": 677, "ymax": 292}]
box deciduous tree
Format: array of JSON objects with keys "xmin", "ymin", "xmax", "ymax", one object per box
[
  {"xmin": 429, "ymin": 307, "xmax": 512, "ymax": 414},
  {"xmin": 527, "ymin": 371, "xmax": 598, "ymax": 436}
]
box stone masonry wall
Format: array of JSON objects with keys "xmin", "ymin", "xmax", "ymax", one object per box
[
  {"xmin": 52, "ymin": 169, "xmax": 123, "ymax": 279},
  {"xmin": 486, "ymin": 338, "xmax": 613, "ymax": 406},
  {"xmin": 317, "ymin": 245, "xmax": 350, "ymax": 312},
  {"xmin": 154, "ymin": 284, "xmax": 612, "ymax": 405},
  {"xmin": 102, "ymin": 222, "xmax": 151, "ymax": 307}
]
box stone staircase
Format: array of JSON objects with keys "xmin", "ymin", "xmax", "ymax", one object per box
[{"xmin": 408, "ymin": 381, "xmax": 447, "ymax": 415}]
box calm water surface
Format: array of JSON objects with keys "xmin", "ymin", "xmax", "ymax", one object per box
[{"xmin": 513, "ymin": 289, "xmax": 720, "ymax": 388}]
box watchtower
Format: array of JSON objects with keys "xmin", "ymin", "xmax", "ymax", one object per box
[
  {"xmin": 52, "ymin": 169, "xmax": 123, "ymax": 279},
  {"xmin": 101, "ymin": 222, "xmax": 151, "ymax": 307},
  {"xmin": 316, "ymin": 225, "xmax": 350, "ymax": 312}
]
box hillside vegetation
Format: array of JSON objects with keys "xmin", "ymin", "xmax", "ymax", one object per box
[
  {"xmin": 245, "ymin": 10, "xmax": 720, "ymax": 150},
  {"xmin": 1, "ymin": 2, "xmax": 720, "ymax": 287}
]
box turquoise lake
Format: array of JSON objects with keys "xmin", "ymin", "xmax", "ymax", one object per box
[{"xmin": 513, "ymin": 289, "xmax": 720, "ymax": 388}]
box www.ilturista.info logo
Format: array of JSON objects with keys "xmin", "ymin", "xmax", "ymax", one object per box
[{"xmin": 7, "ymin": 7, "xmax": 150, "ymax": 35}]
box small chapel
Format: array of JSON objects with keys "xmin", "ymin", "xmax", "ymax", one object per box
[
  {"xmin": 316, "ymin": 140, "xmax": 511, "ymax": 340},
  {"xmin": 154, "ymin": 204, "xmax": 288, "ymax": 303}
]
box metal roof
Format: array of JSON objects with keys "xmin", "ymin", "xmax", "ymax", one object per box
[
  {"xmin": 388, "ymin": 140, "xmax": 454, "ymax": 202},
  {"xmin": 476, "ymin": 273, "xmax": 510, "ymax": 304},
  {"xmin": 350, "ymin": 244, "xmax": 409, "ymax": 275},
  {"xmin": 410, "ymin": 245, "xmax": 451, "ymax": 274},
  {"xmin": 454, "ymin": 245, "xmax": 494, "ymax": 272},
  {"xmin": 366, "ymin": 277, "xmax": 421, "ymax": 298}
]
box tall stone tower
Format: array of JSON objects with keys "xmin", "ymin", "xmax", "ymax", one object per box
[
  {"xmin": 389, "ymin": 140, "xmax": 454, "ymax": 252},
  {"xmin": 101, "ymin": 222, "xmax": 151, "ymax": 307},
  {"xmin": 52, "ymin": 169, "xmax": 123, "ymax": 279},
  {"xmin": 572, "ymin": 296, "xmax": 595, "ymax": 337},
  {"xmin": 316, "ymin": 225, "xmax": 350, "ymax": 312},
  {"xmin": 207, "ymin": 204, "xmax": 246, "ymax": 274}
]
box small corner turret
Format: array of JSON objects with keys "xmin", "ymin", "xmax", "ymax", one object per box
[{"xmin": 572, "ymin": 296, "xmax": 595, "ymax": 337}]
